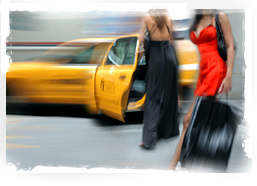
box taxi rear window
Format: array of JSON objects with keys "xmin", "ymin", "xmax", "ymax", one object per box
[{"xmin": 34, "ymin": 42, "xmax": 110, "ymax": 65}]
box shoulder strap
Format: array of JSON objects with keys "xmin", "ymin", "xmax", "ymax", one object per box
[
  {"xmin": 149, "ymin": 24, "xmax": 157, "ymax": 36},
  {"xmin": 165, "ymin": 21, "xmax": 171, "ymax": 34},
  {"xmin": 215, "ymin": 13, "xmax": 219, "ymax": 23},
  {"xmin": 211, "ymin": 15, "xmax": 215, "ymax": 25},
  {"xmin": 215, "ymin": 13, "xmax": 221, "ymax": 32}
]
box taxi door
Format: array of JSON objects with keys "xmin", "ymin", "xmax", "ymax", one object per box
[
  {"xmin": 33, "ymin": 42, "xmax": 110, "ymax": 115},
  {"xmin": 95, "ymin": 36, "xmax": 139, "ymax": 122}
]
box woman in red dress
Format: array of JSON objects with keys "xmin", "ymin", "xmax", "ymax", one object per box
[{"xmin": 168, "ymin": 9, "xmax": 235, "ymax": 170}]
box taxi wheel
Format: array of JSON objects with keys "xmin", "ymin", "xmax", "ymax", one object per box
[{"xmin": 6, "ymin": 86, "xmax": 13, "ymax": 104}]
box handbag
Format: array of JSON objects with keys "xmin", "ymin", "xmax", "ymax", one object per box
[
  {"xmin": 215, "ymin": 13, "xmax": 227, "ymax": 61},
  {"xmin": 215, "ymin": 13, "xmax": 236, "ymax": 62},
  {"xmin": 144, "ymin": 28, "xmax": 150, "ymax": 66},
  {"xmin": 180, "ymin": 96, "xmax": 244, "ymax": 172}
]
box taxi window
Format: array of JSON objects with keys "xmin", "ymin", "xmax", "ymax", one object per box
[
  {"xmin": 33, "ymin": 43, "xmax": 110, "ymax": 65},
  {"xmin": 106, "ymin": 37, "xmax": 137, "ymax": 65},
  {"xmin": 67, "ymin": 45, "xmax": 95, "ymax": 64},
  {"xmin": 124, "ymin": 37, "xmax": 137, "ymax": 64}
]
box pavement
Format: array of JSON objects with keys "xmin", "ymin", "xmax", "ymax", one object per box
[{"xmin": 5, "ymin": 99, "xmax": 252, "ymax": 173}]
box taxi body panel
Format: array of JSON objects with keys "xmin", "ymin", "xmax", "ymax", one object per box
[
  {"xmin": 174, "ymin": 40, "xmax": 199, "ymax": 87},
  {"xmin": 6, "ymin": 35, "xmax": 199, "ymax": 122},
  {"xmin": 95, "ymin": 36, "xmax": 139, "ymax": 122}
]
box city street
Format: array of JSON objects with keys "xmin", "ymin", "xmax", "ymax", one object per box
[
  {"xmin": 6, "ymin": 100, "xmax": 252, "ymax": 173},
  {"xmin": 4, "ymin": 7, "xmax": 249, "ymax": 174}
]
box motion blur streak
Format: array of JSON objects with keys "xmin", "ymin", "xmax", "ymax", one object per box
[{"xmin": 6, "ymin": 11, "xmax": 199, "ymax": 121}]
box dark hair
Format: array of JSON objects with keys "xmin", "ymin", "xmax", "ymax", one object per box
[
  {"xmin": 189, "ymin": 9, "xmax": 217, "ymax": 34},
  {"xmin": 148, "ymin": 9, "xmax": 167, "ymax": 29}
]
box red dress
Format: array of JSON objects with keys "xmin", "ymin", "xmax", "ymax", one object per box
[{"xmin": 190, "ymin": 24, "xmax": 227, "ymax": 96}]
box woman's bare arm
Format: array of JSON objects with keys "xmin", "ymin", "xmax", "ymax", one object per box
[
  {"xmin": 139, "ymin": 16, "xmax": 147, "ymax": 44},
  {"xmin": 218, "ymin": 12, "xmax": 235, "ymax": 94}
]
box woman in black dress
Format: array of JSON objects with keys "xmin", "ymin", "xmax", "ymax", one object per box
[{"xmin": 139, "ymin": 9, "xmax": 179, "ymax": 149}]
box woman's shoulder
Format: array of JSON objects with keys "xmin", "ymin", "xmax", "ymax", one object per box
[
  {"xmin": 143, "ymin": 14, "xmax": 155, "ymax": 29},
  {"xmin": 218, "ymin": 11, "xmax": 227, "ymax": 17},
  {"xmin": 216, "ymin": 12, "xmax": 228, "ymax": 19},
  {"xmin": 166, "ymin": 15, "xmax": 172, "ymax": 27},
  {"xmin": 217, "ymin": 12, "xmax": 229, "ymax": 24},
  {"xmin": 143, "ymin": 13, "xmax": 154, "ymax": 23}
]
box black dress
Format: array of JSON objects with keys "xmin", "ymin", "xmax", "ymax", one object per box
[{"xmin": 142, "ymin": 40, "xmax": 179, "ymax": 148}]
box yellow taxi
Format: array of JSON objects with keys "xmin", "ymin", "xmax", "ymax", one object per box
[{"xmin": 6, "ymin": 34, "xmax": 199, "ymax": 122}]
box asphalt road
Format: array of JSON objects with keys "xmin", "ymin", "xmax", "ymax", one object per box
[{"xmin": 6, "ymin": 100, "xmax": 252, "ymax": 173}]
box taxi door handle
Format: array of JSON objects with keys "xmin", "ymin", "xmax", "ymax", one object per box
[{"xmin": 119, "ymin": 75, "xmax": 126, "ymax": 80}]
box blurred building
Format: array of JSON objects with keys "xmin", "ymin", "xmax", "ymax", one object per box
[
  {"xmin": 7, "ymin": 10, "xmax": 191, "ymax": 62},
  {"xmin": 6, "ymin": 11, "xmax": 143, "ymax": 62}
]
